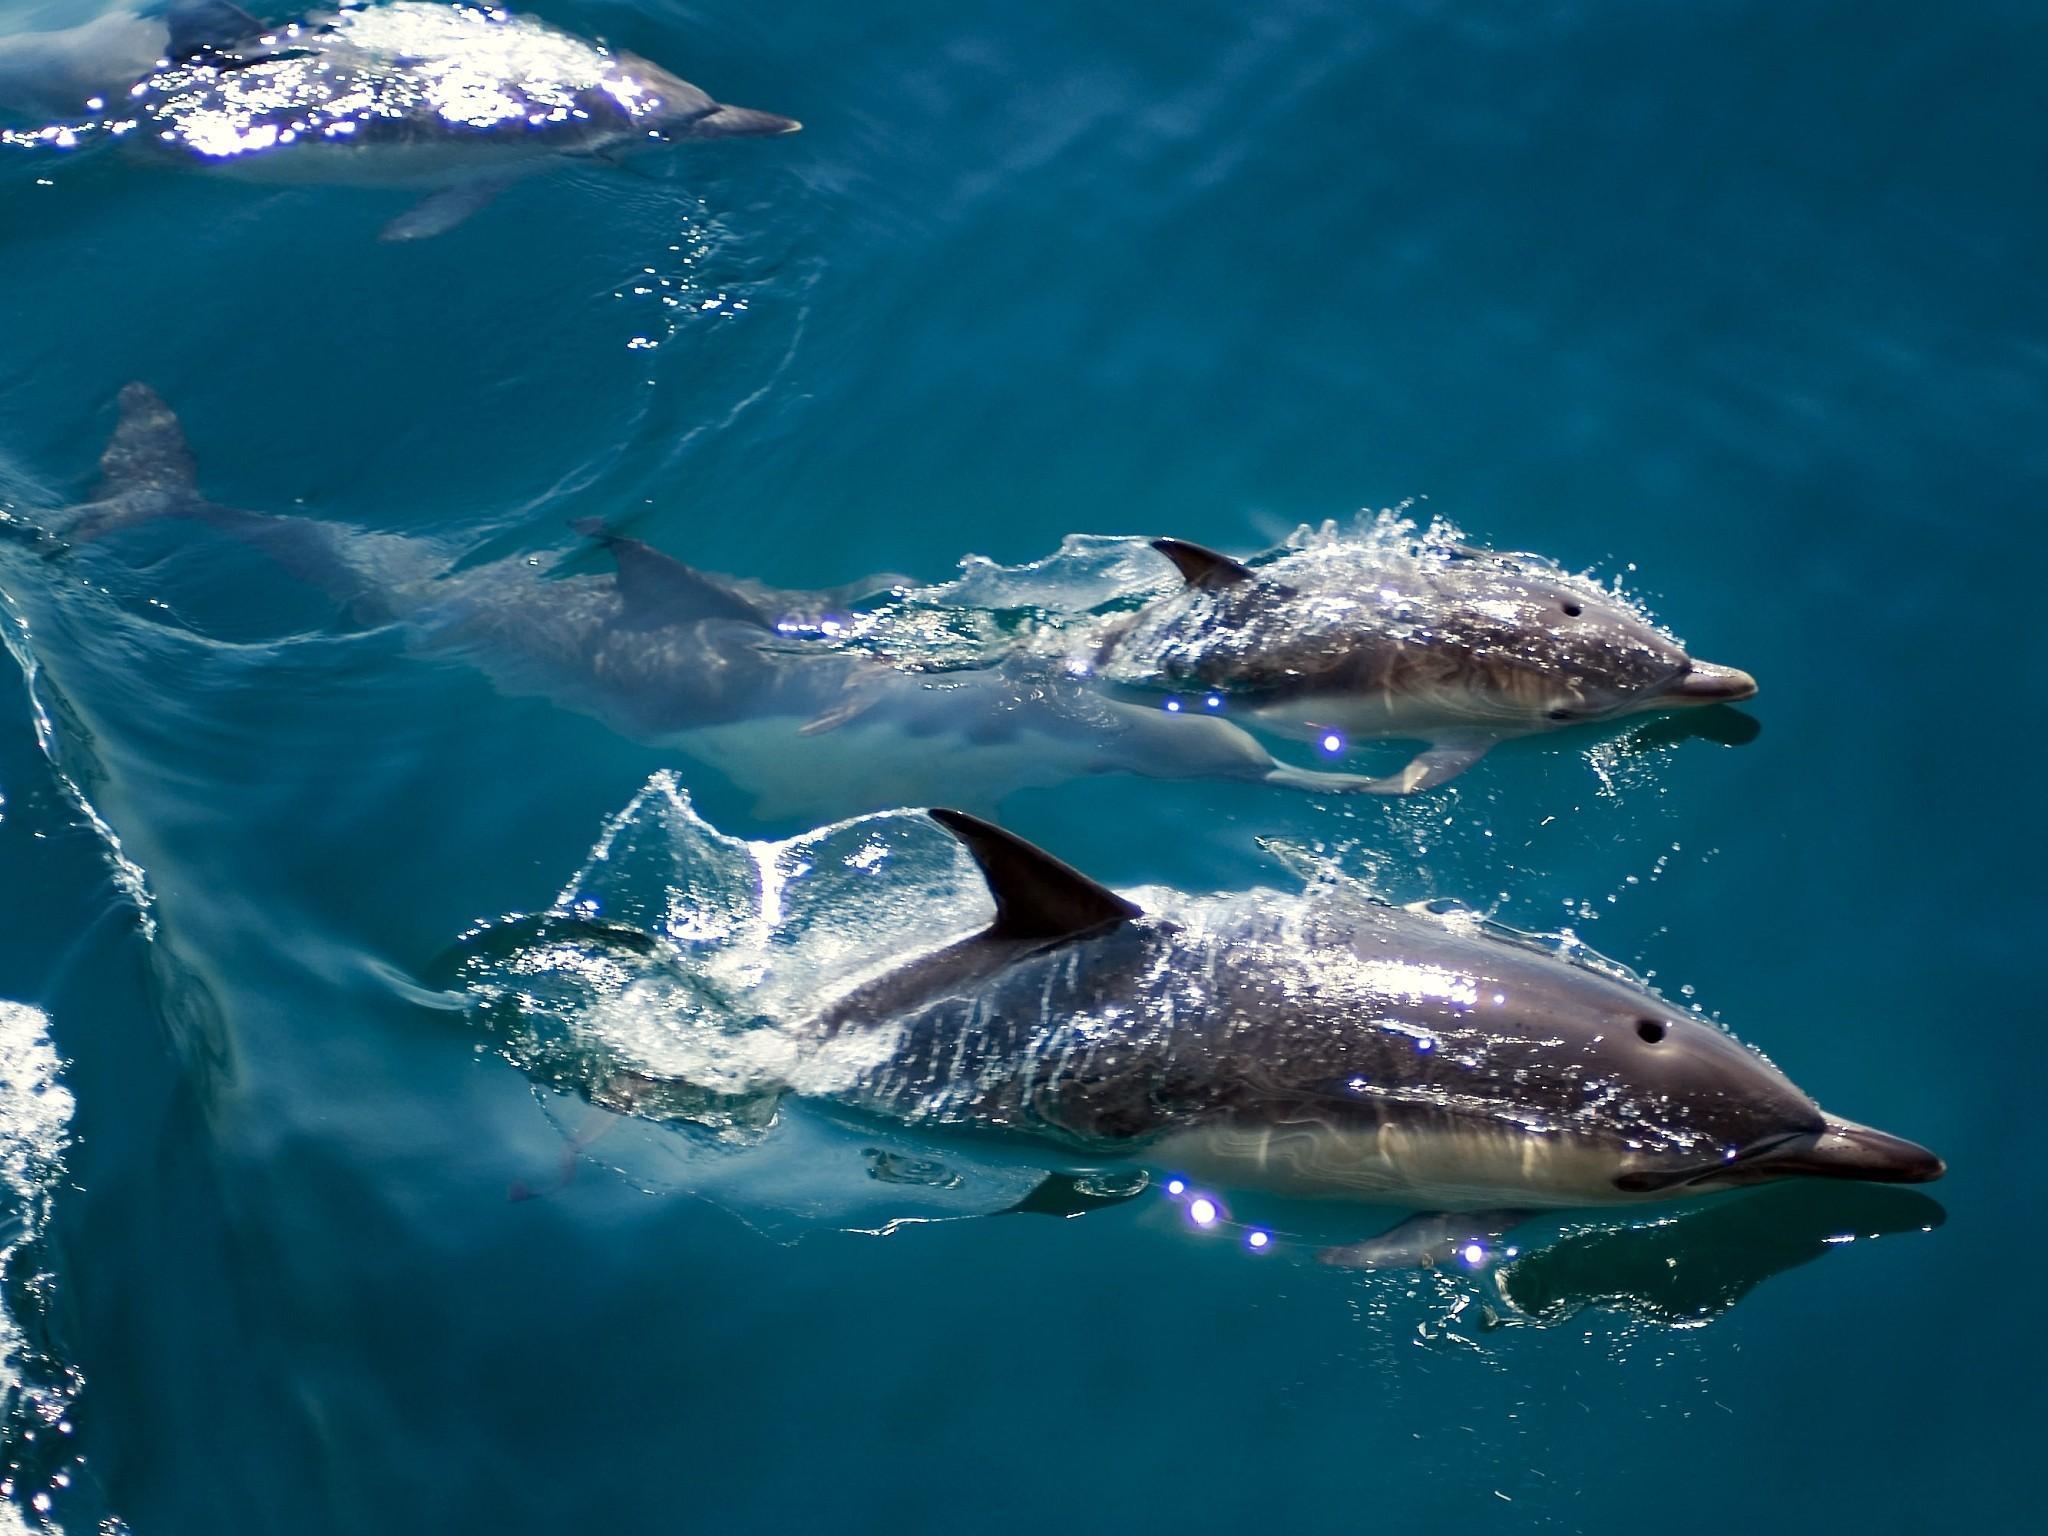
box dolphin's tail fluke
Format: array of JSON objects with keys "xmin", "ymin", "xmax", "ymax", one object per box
[
  {"xmin": 95, "ymin": 383, "xmax": 198, "ymax": 502},
  {"xmin": 62, "ymin": 383, "xmax": 207, "ymax": 542},
  {"xmin": 54, "ymin": 385, "xmax": 434, "ymax": 623}
]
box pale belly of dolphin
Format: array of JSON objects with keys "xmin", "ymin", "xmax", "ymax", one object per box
[
  {"xmin": 185, "ymin": 135, "xmax": 566, "ymax": 188},
  {"xmin": 1247, "ymin": 684, "xmax": 1540, "ymax": 744},
  {"xmin": 1149, "ymin": 1118, "xmax": 1659, "ymax": 1211}
]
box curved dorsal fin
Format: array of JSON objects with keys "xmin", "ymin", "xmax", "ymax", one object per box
[
  {"xmin": 929, "ymin": 809, "xmax": 1140, "ymax": 943},
  {"xmin": 1151, "ymin": 537, "xmax": 1254, "ymax": 590}
]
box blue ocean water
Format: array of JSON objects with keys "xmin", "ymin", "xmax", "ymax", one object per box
[{"xmin": 0, "ymin": 1, "xmax": 2042, "ymax": 1531}]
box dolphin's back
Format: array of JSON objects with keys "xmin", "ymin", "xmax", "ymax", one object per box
[
  {"xmin": 808, "ymin": 885, "xmax": 1819, "ymax": 1209},
  {"xmin": 131, "ymin": 3, "xmax": 662, "ymax": 172}
]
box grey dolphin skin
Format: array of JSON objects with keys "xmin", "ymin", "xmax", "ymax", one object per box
[
  {"xmin": 802, "ymin": 810, "xmax": 1941, "ymax": 1240},
  {"xmin": 2, "ymin": 1, "xmax": 799, "ymax": 239},
  {"xmin": 1085, "ymin": 532, "xmax": 1758, "ymax": 792},
  {"xmin": 34, "ymin": 385, "xmax": 1757, "ymax": 814}
]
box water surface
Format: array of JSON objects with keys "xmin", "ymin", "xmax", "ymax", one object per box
[{"xmin": 0, "ymin": 1, "xmax": 2042, "ymax": 1531}]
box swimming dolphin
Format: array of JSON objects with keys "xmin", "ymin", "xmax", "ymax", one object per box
[
  {"xmin": 34, "ymin": 384, "xmax": 1753, "ymax": 813},
  {"xmin": 801, "ymin": 810, "xmax": 1941, "ymax": 1228},
  {"xmin": 5, "ymin": 1, "xmax": 799, "ymax": 239},
  {"xmin": 1078, "ymin": 533, "xmax": 1758, "ymax": 792},
  {"xmin": 453, "ymin": 798, "xmax": 1941, "ymax": 1262}
]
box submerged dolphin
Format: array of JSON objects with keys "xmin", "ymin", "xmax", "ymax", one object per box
[
  {"xmin": 805, "ymin": 810, "xmax": 1943, "ymax": 1232},
  {"xmin": 4, "ymin": 0, "xmax": 799, "ymax": 239},
  {"xmin": 0, "ymin": 6, "xmax": 168, "ymax": 121},
  {"xmin": 37, "ymin": 384, "xmax": 1752, "ymax": 812}
]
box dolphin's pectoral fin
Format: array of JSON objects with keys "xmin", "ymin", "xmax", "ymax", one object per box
[
  {"xmin": 1257, "ymin": 740, "xmax": 1490, "ymax": 797},
  {"xmin": 574, "ymin": 519, "xmax": 769, "ymax": 630},
  {"xmin": 1260, "ymin": 762, "xmax": 1402, "ymax": 794},
  {"xmin": 380, "ymin": 179, "xmax": 513, "ymax": 242},
  {"xmin": 929, "ymin": 808, "xmax": 1141, "ymax": 944},
  {"xmin": 1318, "ymin": 1208, "xmax": 1533, "ymax": 1271},
  {"xmin": 799, "ymin": 697, "xmax": 874, "ymax": 736},
  {"xmin": 1355, "ymin": 739, "xmax": 1494, "ymax": 795}
]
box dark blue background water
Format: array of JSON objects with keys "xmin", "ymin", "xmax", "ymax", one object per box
[{"xmin": 1, "ymin": 2, "xmax": 2042, "ymax": 1531}]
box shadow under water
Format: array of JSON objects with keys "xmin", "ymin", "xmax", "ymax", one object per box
[{"xmin": 1485, "ymin": 1182, "xmax": 1945, "ymax": 1329}]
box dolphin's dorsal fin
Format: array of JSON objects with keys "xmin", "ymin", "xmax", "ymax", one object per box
[
  {"xmin": 166, "ymin": 0, "xmax": 265, "ymax": 60},
  {"xmin": 574, "ymin": 519, "xmax": 768, "ymax": 630},
  {"xmin": 1152, "ymin": 537, "xmax": 1254, "ymax": 590},
  {"xmin": 930, "ymin": 809, "xmax": 1141, "ymax": 943},
  {"xmin": 95, "ymin": 383, "xmax": 198, "ymax": 503}
]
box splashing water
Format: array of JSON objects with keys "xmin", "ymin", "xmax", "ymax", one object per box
[
  {"xmin": 453, "ymin": 774, "xmax": 1067, "ymax": 1234},
  {"xmin": 0, "ymin": 1002, "xmax": 82, "ymax": 1533},
  {"xmin": 457, "ymin": 771, "xmax": 994, "ymax": 1124},
  {"xmin": 777, "ymin": 507, "xmax": 1676, "ymax": 683}
]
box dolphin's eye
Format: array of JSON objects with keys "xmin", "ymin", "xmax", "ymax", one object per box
[
  {"xmin": 1636, "ymin": 1019, "xmax": 1667, "ymax": 1044},
  {"xmin": 1546, "ymin": 708, "xmax": 1574, "ymax": 722},
  {"xmin": 1561, "ymin": 601, "xmax": 1584, "ymax": 618}
]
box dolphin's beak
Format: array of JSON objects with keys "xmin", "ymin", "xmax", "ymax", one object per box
[
  {"xmin": 1752, "ymin": 1116, "xmax": 1946, "ymax": 1185},
  {"xmin": 1664, "ymin": 661, "xmax": 1758, "ymax": 704}
]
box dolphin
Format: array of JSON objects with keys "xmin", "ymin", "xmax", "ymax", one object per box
[
  {"xmin": 31, "ymin": 384, "xmax": 1754, "ymax": 813},
  {"xmin": 452, "ymin": 799, "xmax": 1942, "ymax": 1262},
  {"xmin": 1078, "ymin": 533, "xmax": 1758, "ymax": 792},
  {"xmin": 799, "ymin": 810, "xmax": 1941, "ymax": 1229},
  {"xmin": 4, "ymin": 0, "xmax": 800, "ymax": 239}
]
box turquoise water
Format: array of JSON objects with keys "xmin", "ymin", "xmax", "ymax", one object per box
[{"xmin": 0, "ymin": 1, "xmax": 2042, "ymax": 1531}]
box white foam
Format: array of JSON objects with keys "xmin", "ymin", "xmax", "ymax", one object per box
[
  {"xmin": 0, "ymin": 1002, "xmax": 70, "ymax": 1203},
  {"xmin": 0, "ymin": 1000, "xmax": 76, "ymax": 1533}
]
